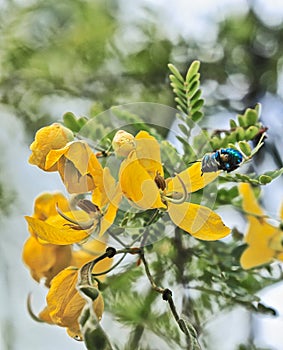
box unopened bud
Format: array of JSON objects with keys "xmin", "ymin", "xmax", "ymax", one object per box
[{"xmin": 112, "ymin": 130, "xmax": 136, "ymax": 157}]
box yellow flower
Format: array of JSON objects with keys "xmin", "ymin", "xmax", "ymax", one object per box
[
  {"xmin": 23, "ymin": 192, "xmax": 72, "ymax": 286},
  {"xmin": 29, "ymin": 123, "xmax": 74, "ymax": 171},
  {"xmin": 119, "ymin": 131, "xmax": 230, "ymax": 240},
  {"xmin": 39, "ymin": 268, "xmax": 104, "ymax": 340},
  {"xmin": 25, "ymin": 171, "xmax": 121, "ymax": 245},
  {"xmin": 112, "ymin": 129, "xmax": 136, "ymax": 157},
  {"xmin": 239, "ymin": 183, "xmax": 283, "ymax": 269},
  {"xmin": 45, "ymin": 141, "xmax": 103, "ymax": 194}
]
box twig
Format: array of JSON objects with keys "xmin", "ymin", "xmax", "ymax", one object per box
[
  {"xmin": 92, "ymin": 253, "xmax": 127, "ymax": 277},
  {"xmin": 140, "ymin": 250, "xmax": 202, "ymax": 349},
  {"xmin": 108, "ymin": 228, "xmax": 128, "ymax": 247}
]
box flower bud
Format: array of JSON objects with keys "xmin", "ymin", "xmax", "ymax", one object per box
[
  {"xmin": 112, "ymin": 130, "xmax": 136, "ymax": 157},
  {"xmin": 29, "ymin": 123, "xmax": 74, "ymax": 171}
]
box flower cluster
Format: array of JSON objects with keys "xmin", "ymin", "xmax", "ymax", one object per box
[
  {"xmin": 24, "ymin": 122, "xmax": 231, "ymax": 340},
  {"xmin": 23, "ymin": 191, "xmax": 112, "ymax": 339}
]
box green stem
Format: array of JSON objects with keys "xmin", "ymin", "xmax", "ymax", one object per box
[
  {"xmin": 92, "ymin": 253, "xmax": 127, "ymax": 277},
  {"xmin": 140, "ymin": 251, "xmax": 164, "ymax": 294}
]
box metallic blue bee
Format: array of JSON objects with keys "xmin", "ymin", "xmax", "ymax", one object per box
[{"xmin": 201, "ymin": 148, "xmax": 243, "ymax": 174}]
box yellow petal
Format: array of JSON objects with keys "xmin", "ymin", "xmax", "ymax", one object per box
[
  {"xmin": 240, "ymin": 217, "xmax": 278, "ymax": 269},
  {"xmin": 41, "ymin": 268, "xmax": 104, "ymax": 339},
  {"xmin": 168, "ymin": 202, "xmax": 230, "ymax": 240},
  {"xmin": 135, "ymin": 131, "xmax": 163, "ymax": 177},
  {"xmin": 33, "ymin": 192, "xmax": 70, "ymax": 221},
  {"xmin": 166, "ymin": 162, "xmax": 219, "ymax": 194},
  {"xmin": 240, "ymin": 245, "xmax": 274, "ymax": 269},
  {"xmin": 238, "ymin": 183, "xmax": 263, "ymax": 216},
  {"xmin": 58, "ymin": 157, "xmax": 95, "ymax": 194},
  {"xmin": 39, "ymin": 306, "xmax": 54, "ymax": 324},
  {"xmin": 119, "ymin": 152, "xmax": 165, "ymax": 209},
  {"xmin": 99, "ymin": 202, "xmax": 119, "ymax": 237},
  {"xmin": 46, "ymin": 268, "xmax": 85, "ymax": 328},
  {"xmin": 92, "ymin": 167, "xmax": 116, "ymax": 208},
  {"xmin": 46, "ymin": 141, "xmax": 97, "ymax": 173},
  {"xmin": 22, "ymin": 236, "xmax": 72, "ymax": 287},
  {"xmin": 46, "ymin": 142, "xmax": 103, "ymax": 194},
  {"xmin": 25, "ymin": 215, "xmax": 91, "ymax": 245},
  {"xmin": 244, "ymin": 217, "xmax": 276, "ymax": 245},
  {"xmin": 45, "ymin": 146, "xmax": 68, "ymax": 170}
]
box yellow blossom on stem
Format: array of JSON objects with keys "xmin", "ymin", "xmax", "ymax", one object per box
[
  {"xmin": 239, "ymin": 183, "xmax": 283, "ymax": 269},
  {"xmin": 112, "ymin": 129, "xmax": 136, "ymax": 157},
  {"xmin": 39, "ymin": 267, "xmax": 104, "ymax": 340},
  {"xmin": 25, "ymin": 170, "xmax": 121, "ymax": 245},
  {"xmin": 29, "ymin": 123, "xmax": 74, "ymax": 171},
  {"xmin": 23, "ymin": 192, "xmax": 73, "ymax": 286},
  {"xmin": 119, "ymin": 131, "xmax": 230, "ymax": 240}
]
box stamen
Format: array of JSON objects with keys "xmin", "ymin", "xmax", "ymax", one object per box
[
  {"xmin": 163, "ymin": 174, "xmax": 188, "ymax": 204},
  {"xmin": 77, "ymin": 199, "xmax": 100, "ymax": 217},
  {"xmin": 56, "ymin": 204, "xmax": 97, "ymax": 230}
]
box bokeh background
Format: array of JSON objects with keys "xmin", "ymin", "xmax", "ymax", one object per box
[{"xmin": 0, "ymin": 0, "xmax": 283, "ymax": 349}]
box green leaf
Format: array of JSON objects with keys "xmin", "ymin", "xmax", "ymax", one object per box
[
  {"xmin": 191, "ymin": 111, "xmax": 203, "ymax": 122},
  {"xmin": 168, "ymin": 64, "xmax": 184, "ymax": 82},
  {"xmin": 238, "ymin": 141, "xmax": 252, "ymax": 156},
  {"xmin": 175, "ymin": 97, "xmax": 187, "ymax": 113},
  {"xmin": 77, "ymin": 117, "xmax": 88, "ymax": 128},
  {"xmin": 63, "ymin": 111, "xmax": 81, "ymax": 132},
  {"xmin": 187, "ymin": 80, "xmax": 200, "ymax": 98},
  {"xmin": 245, "ymin": 109, "xmax": 258, "ymax": 126},
  {"xmin": 245, "ymin": 125, "xmax": 259, "ymax": 140},
  {"xmin": 191, "ymin": 99, "xmax": 204, "ymax": 112},
  {"xmin": 190, "ymin": 89, "xmax": 202, "ymax": 104},
  {"xmin": 169, "ymin": 75, "xmax": 185, "ymax": 90},
  {"xmin": 178, "ymin": 123, "xmax": 189, "ymax": 136},
  {"xmin": 237, "ymin": 115, "xmax": 247, "ymax": 127},
  {"xmin": 264, "ymin": 167, "xmax": 283, "ymax": 180},
  {"xmin": 236, "ymin": 127, "xmax": 245, "ymax": 141},
  {"xmin": 211, "ymin": 136, "xmax": 221, "ymax": 150},
  {"xmin": 230, "ymin": 119, "xmax": 237, "ymax": 128},
  {"xmin": 259, "ymin": 175, "xmax": 272, "ymax": 184},
  {"xmin": 185, "ymin": 60, "xmax": 200, "ymax": 82}
]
